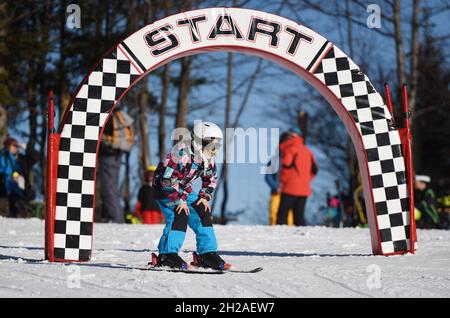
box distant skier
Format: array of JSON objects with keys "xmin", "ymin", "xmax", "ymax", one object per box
[
  {"xmin": 277, "ymin": 128, "xmax": 318, "ymax": 226},
  {"xmin": 0, "ymin": 138, "xmax": 39, "ymax": 218},
  {"xmin": 414, "ymin": 175, "xmax": 440, "ymax": 229},
  {"xmin": 152, "ymin": 121, "xmax": 229, "ymax": 270},
  {"xmin": 99, "ymin": 108, "xmax": 135, "ymax": 223}
]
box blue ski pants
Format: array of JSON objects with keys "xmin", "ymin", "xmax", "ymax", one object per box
[{"xmin": 157, "ymin": 193, "xmax": 218, "ymax": 255}]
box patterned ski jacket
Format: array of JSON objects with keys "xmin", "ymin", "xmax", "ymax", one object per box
[{"xmin": 153, "ymin": 142, "xmax": 217, "ymax": 205}]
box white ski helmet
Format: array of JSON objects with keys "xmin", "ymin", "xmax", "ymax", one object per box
[
  {"xmin": 193, "ymin": 121, "xmax": 223, "ymax": 140},
  {"xmin": 192, "ymin": 121, "xmax": 223, "ymax": 158}
]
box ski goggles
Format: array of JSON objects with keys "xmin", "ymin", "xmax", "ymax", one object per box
[{"xmin": 202, "ymin": 138, "xmax": 222, "ymax": 155}]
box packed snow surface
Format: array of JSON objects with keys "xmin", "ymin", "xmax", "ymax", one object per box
[{"xmin": 0, "ymin": 217, "xmax": 449, "ymax": 298}]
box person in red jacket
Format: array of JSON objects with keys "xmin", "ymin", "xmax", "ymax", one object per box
[
  {"xmin": 277, "ymin": 128, "xmax": 318, "ymax": 226},
  {"xmin": 135, "ymin": 166, "xmax": 164, "ymax": 224}
]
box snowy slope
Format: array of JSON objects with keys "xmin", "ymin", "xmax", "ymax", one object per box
[{"xmin": 0, "ymin": 217, "xmax": 449, "ymax": 298}]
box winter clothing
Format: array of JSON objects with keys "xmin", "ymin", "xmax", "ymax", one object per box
[
  {"xmin": 269, "ymin": 192, "xmax": 294, "ymax": 226},
  {"xmin": 154, "ymin": 141, "xmax": 219, "ymax": 255},
  {"xmin": 264, "ymin": 167, "xmax": 279, "ymax": 194},
  {"xmin": 265, "ymin": 157, "xmax": 294, "ymax": 226},
  {"xmin": 279, "ymin": 134, "xmax": 318, "ymax": 197},
  {"xmin": 153, "ymin": 142, "xmax": 217, "ymax": 205},
  {"xmin": 158, "ymin": 253, "xmax": 188, "ymax": 269},
  {"xmin": 101, "ymin": 110, "xmax": 135, "ymax": 153},
  {"xmin": 17, "ymin": 144, "xmax": 39, "ymax": 201},
  {"xmin": 415, "ymin": 175, "xmax": 431, "ymax": 183},
  {"xmin": 324, "ymin": 195, "xmax": 341, "ymax": 227},
  {"xmin": 353, "ymin": 185, "xmax": 367, "ymax": 225},
  {"xmin": 277, "ymin": 134, "xmax": 318, "ymax": 226},
  {"xmin": 98, "ymin": 110, "xmax": 135, "ymax": 224},
  {"xmin": 157, "ymin": 192, "xmax": 218, "ymax": 255},
  {"xmin": 415, "ymin": 187, "xmax": 440, "ymax": 228},
  {"xmin": 0, "ymin": 149, "xmax": 24, "ymax": 197},
  {"xmin": 277, "ymin": 194, "xmax": 307, "ymax": 226},
  {"xmin": 98, "ymin": 150, "xmax": 124, "ymax": 223},
  {"xmin": 3, "ymin": 138, "xmax": 21, "ymax": 149},
  {"xmin": 152, "ymin": 120, "xmax": 225, "ymax": 265},
  {"xmin": 136, "ymin": 184, "xmax": 163, "ymax": 224},
  {"xmin": 197, "ymin": 252, "xmax": 228, "ymax": 270},
  {"xmin": 147, "ymin": 165, "xmax": 157, "ymax": 172},
  {"xmin": 191, "ymin": 121, "xmax": 223, "ymax": 159},
  {"xmin": 0, "ymin": 143, "xmax": 39, "ymax": 218}
]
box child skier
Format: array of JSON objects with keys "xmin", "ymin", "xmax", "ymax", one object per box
[{"xmin": 152, "ymin": 121, "xmax": 229, "ymax": 270}]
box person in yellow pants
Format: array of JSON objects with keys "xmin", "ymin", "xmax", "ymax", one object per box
[
  {"xmin": 265, "ymin": 132, "xmax": 295, "ymax": 226},
  {"xmin": 269, "ymin": 192, "xmax": 294, "ymax": 226}
]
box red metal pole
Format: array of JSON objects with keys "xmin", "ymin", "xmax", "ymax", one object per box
[
  {"xmin": 384, "ymin": 83, "xmax": 396, "ymax": 125},
  {"xmin": 45, "ymin": 90, "xmax": 56, "ymax": 261},
  {"xmin": 48, "ymin": 91, "xmax": 55, "ymax": 133},
  {"xmin": 402, "ymin": 84, "xmax": 416, "ymax": 253}
]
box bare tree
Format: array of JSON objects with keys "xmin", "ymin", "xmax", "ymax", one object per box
[
  {"xmin": 219, "ymin": 50, "xmax": 234, "ymax": 224},
  {"xmin": 0, "ymin": 104, "xmax": 7, "ymax": 146},
  {"xmin": 175, "ymin": 57, "xmax": 192, "ymax": 130},
  {"xmin": 393, "ymin": 0, "xmax": 408, "ymax": 100},
  {"xmin": 158, "ymin": 64, "xmax": 170, "ymax": 161}
]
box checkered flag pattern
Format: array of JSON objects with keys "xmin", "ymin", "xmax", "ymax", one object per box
[
  {"xmin": 314, "ymin": 46, "xmax": 410, "ymax": 254},
  {"xmin": 54, "ymin": 47, "xmax": 141, "ymax": 261},
  {"xmin": 51, "ymin": 41, "xmax": 411, "ymax": 260}
]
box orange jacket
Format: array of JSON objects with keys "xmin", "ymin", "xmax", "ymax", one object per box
[{"xmin": 279, "ymin": 135, "xmax": 318, "ymax": 197}]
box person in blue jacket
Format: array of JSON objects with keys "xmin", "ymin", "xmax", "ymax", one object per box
[{"xmin": 0, "ymin": 138, "xmax": 26, "ymax": 217}]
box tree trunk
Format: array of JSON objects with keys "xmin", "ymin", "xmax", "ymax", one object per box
[
  {"xmin": 219, "ymin": 51, "xmax": 233, "ymax": 225},
  {"xmin": 345, "ymin": 0, "xmax": 357, "ymax": 195},
  {"xmin": 174, "ymin": 0, "xmax": 192, "ymax": 133},
  {"xmin": 409, "ymin": 0, "xmax": 420, "ymax": 115},
  {"xmin": 126, "ymin": 0, "xmax": 138, "ymax": 31},
  {"xmin": 345, "ymin": 0, "xmax": 354, "ymax": 58},
  {"xmin": 393, "ymin": 0, "xmax": 407, "ymax": 104},
  {"xmin": 410, "ymin": 0, "xmax": 421, "ymax": 171},
  {"xmin": 212, "ymin": 58, "xmax": 263, "ymax": 216},
  {"xmin": 58, "ymin": 0, "xmax": 70, "ymax": 121},
  {"xmin": 38, "ymin": 0, "xmax": 52, "ymax": 196},
  {"xmin": 124, "ymin": 152, "xmax": 131, "ymax": 213},
  {"xmin": 128, "ymin": 0, "xmax": 153, "ymax": 177},
  {"xmin": 138, "ymin": 86, "xmax": 151, "ymax": 172},
  {"xmin": 347, "ymin": 138, "xmax": 357, "ymax": 193},
  {"xmin": 27, "ymin": 63, "xmax": 38, "ymax": 149},
  {"xmin": 297, "ymin": 111, "xmax": 308, "ymax": 143},
  {"xmin": 175, "ymin": 57, "xmax": 191, "ymax": 131},
  {"xmin": 159, "ymin": 64, "xmax": 170, "ymax": 161},
  {"xmin": 0, "ymin": 104, "xmax": 8, "ymax": 145}
]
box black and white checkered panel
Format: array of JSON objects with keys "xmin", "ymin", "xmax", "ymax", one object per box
[
  {"xmin": 54, "ymin": 47, "xmax": 141, "ymax": 261},
  {"xmin": 313, "ymin": 46, "xmax": 410, "ymax": 254}
]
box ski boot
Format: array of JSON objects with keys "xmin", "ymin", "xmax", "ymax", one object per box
[
  {"xmin": 192, "ymin": 252, "xmax": 232, "ymax": 271},
  {"xmin": 151, "ymin": 253, "xmax": 188, "ymax": 270}
]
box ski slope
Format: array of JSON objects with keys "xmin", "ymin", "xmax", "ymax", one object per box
[{"xmin": 0, "ymin": 217, "xmax": 449, "ymax": 298}]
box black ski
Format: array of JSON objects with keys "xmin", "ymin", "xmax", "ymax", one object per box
[
  {"xmin": 115, "ymin": 253, "xmax": 264, "ymax": 274},
  {"xmin": 226, "ymin": 267, "xmax": 264, "ymax": 274},
  {"xmin": 139, "ymin": 265, "xmax": 226, "ymax": 274},
  {"xmin": 140, "ymin": 265, "xmax": 263, "ymax": 274},
  {"xmin": 189, "ymin": 252, "xmax": 263, "ymax": 274}
]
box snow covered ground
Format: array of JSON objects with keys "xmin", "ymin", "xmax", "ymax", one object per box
[{"xmin": 0, "ymin": 217, "xmax": 449, "ymax": 298}]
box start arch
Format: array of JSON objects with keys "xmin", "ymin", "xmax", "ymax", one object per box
[{"xmin": 45, "ymin": 7, "xmax": 415, "ymax": 262}]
